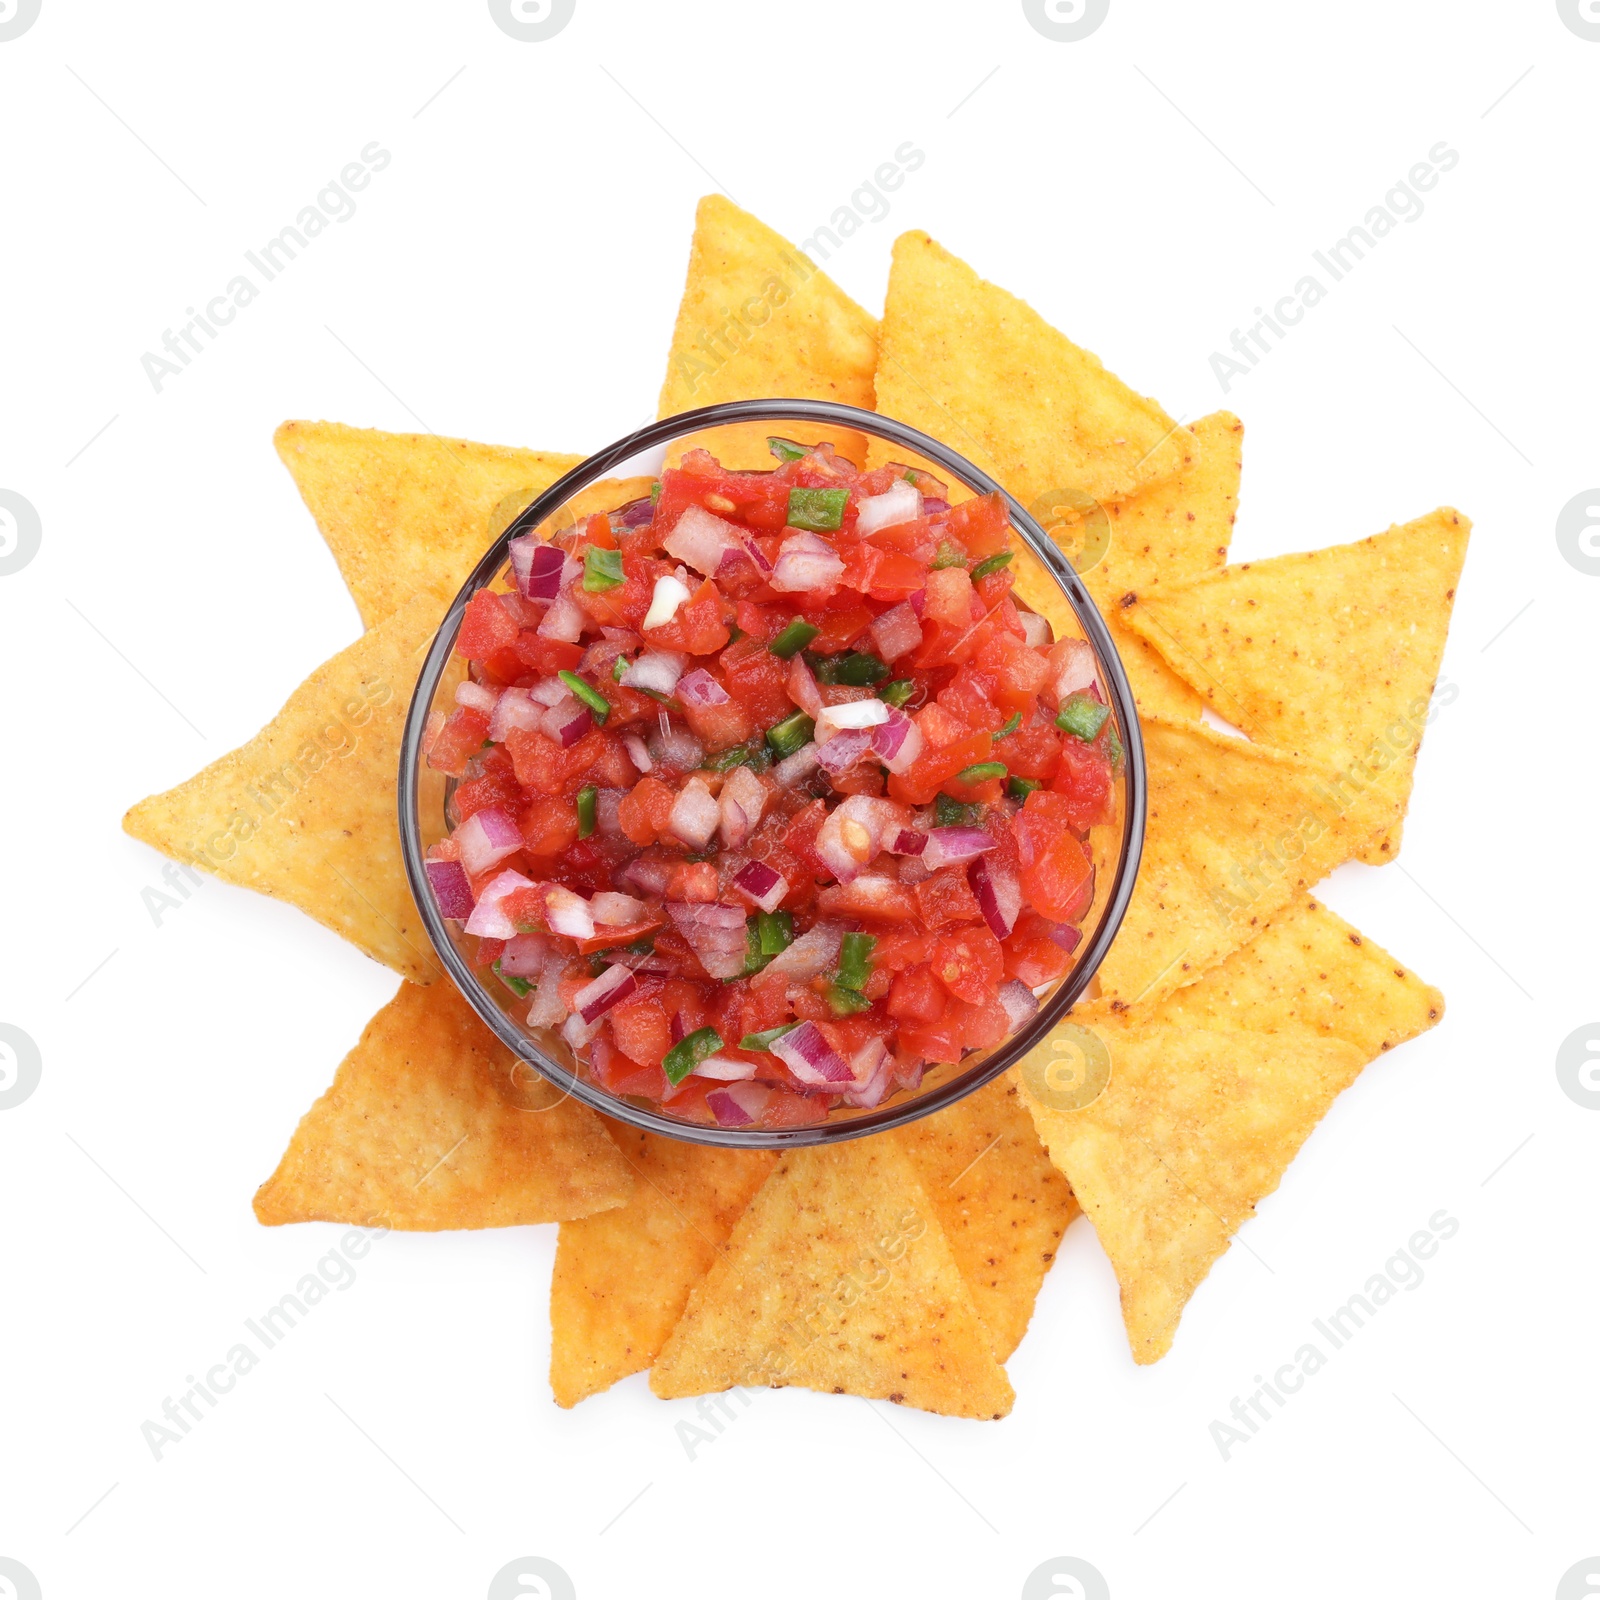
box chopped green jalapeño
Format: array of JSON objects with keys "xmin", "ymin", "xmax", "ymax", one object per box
[
  {"xmin": 969, "ymin": 551, "xmax": 1014, "ymax": 581},
  {"xmin": 582, "ymin": 545, "xmax": 625, "ymax": 591},
  {"xmin": 767, "ymin": 436, "xmax": 812, "ymax": 463},
  {"xmin": 766, "ymin": 710, "xmax": 815, "ymax": 759},
  {"xmin": 740, "ymin": 1021, "xmax": 800, "ymax": 1052},
  {"xmin": 787, "ymin": 486, "xmax": 849, "ymax": 532},
  {"xmin": 1056, "ymin": 693, "xmax": 1110, "ymax": 742},
  {"xmin": 558, "ymin": 670, "xmax": 611, "ymax": 725},
  {"xmin": 769, "ymin": 618, "xmax": 819, "ymax": 659},
  {"xmin": 662, "ymin": 1026, "xmax": 724, "ymax": 1086}
]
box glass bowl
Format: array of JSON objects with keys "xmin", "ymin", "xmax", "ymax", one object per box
[{"xmin": 399, "ymin": 399, "xmax": 1145, "ymax": 1147}]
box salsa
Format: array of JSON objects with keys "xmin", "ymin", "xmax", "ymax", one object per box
[{"xmin": 421, "ymin": 437, "xmax": 1120, "ymax": 1130}]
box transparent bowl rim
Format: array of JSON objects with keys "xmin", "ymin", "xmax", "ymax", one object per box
[{"xmin": 399, "ymin": 397, "xmax": 1146, "ymax": 1148}]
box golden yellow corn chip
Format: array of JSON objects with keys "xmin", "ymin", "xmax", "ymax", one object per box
[
  {"xmin": 651, "ymin": 1139, "xmax": 1014, "ymax": 1419},
  {"xmin": 657, "ymin": 196, "xmax": 878, "ymax": 469},
  {"xmin": 1095, "ymin": 716, "xmax": 1357, "ymax": 1006},
  {"xmin": 1120, "ymin": 508, "xmax": 1470, "ymax": 861},
  {"xmin": 1022, "ymin": 1022, "xmax": 1366, "ymax": 1363},
  {"xmin": 274, "ymin": 421, "xmax": 582, "ymax": 628},
  {"xmin": 894, "ymin": 1072, "xmax": 1079, "ymax": 1359},
  {"xmin": 875, "ymin": 231, "xmax": 1187, "ymax": 508},
  {"xmin": 1083, "ymin": 895, "xmax": 1443, "ymax": 1059},
  {"xmin": 254, "ymin": 981, "xmax": 632, "ymax": 1229},
  {"xmin": 123, "ymin": 593, "xmax": 439, "ymax": 981},
  {"xmin": 549, "ymin": 1126, "xmax": 775, "ymax": 1407}
]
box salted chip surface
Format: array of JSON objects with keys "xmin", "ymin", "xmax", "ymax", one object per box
[
  {"xmin": 650, "ymin": 1139, "xmax": 1014, "ymax": 1419},
  {"xmin": 274, "ymin": 421, "xmax": 581, "ymax": 628},
  {"xmin": 253, "ymin": 981, "xmax": 632, "ymax": 1229},
  {"xmin": 549, "ymin": 1127, "xmax": 775, "ymax": 1408},
  {"xmin": 875, "ymin": 231, "xmax": 1186, "ymax": 509},
  {"xmin": 1121, "ymin": 508, "xmax": 1470, "ymax": 860},
  {"xmin": 657, "ymin": 196, "xmax": 878, "ymax": 469},
  {"xmin": 895, "ymin": 1072, "xmax": 1079, "ymax": 1360},
  {"xmin": 1023, "ymin": 1022, "xmax": 1366, "ymax": 1363},
  {"xmin": 1082, "ymin": 895, "xmax": 1443, "ymax": 1059},
  {"xmin": 1095, "ymin": 716, "xmax": 1356, "ymax": 1006},
  {"xmin": 123, "ymin": 593, "xmax": 441, "ymax": 979}
]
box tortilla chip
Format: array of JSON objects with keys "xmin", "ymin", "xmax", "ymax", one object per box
[
  {"xmin": 274, "ymin": 421, "xmax": 582, "ymax": 629},
  {"xmin": 875, "ymin": 231, "xmax": 1187, "ymax": 508},
  {"xmin": 650, "ymin": 1139, "xmax": 1014, "ymax": 1419},
  {"xmin": 894, "ymin": 1072, "xmax": 1079, "ymax": 1359},
  {"xmin": 1022, "ymin": 1022, "xmax": 1366, "ymax": 1362},
  {"xmin": 123, "ymin": 593, "xmax": 439, "ymax": 981},
  {"xmin": 1083, "ymin": 895, "xmax": 1443, "ymax": 1059},
  {"xmin": 549, "ymin": 1127, "xmax": 775, "ymax": 1407},
  {"xmin": 253, "ymin": 981, "xmax": 632, "ymax": 1229},
  {"xmin": 657, "ymin": 196, "xmax": 878, "ymax": 469},
  {"xmin": 1095, "ymin": 716, "xmax": 1357, "ymax": 1007},
  {"xmin": 1012, "ymin": 412, "xmax": 1242, "ymax": 721},
  {"xmin": 1120, "ymin": 508, "xmax": 1470, "ymax": 861}
]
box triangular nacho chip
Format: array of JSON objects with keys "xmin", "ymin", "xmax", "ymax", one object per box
[
  {"xmin": 123, "ymin": 593, "xmax": 440, "ymax": 980},
  {"xmin": 657, "ymin": 196, "xmax": 879, "ymax": 469},
  {"xmin": 651, "ymin": 1139, "xmax": 1014, "ymax": 1419},
  {"xmin": 1120, "ymin": 508, "xmax": 1470, "ymax": 860},
  {"xmin": 894, "ymin": 1072, "xmax": 1079, "ymax": 1360},
  {"xmin": 1013, "ymin": 412, "xmax": 1243, "ymax": 721},
  {"xmin": 274, "ymin": 421, "xmax": 582, "ymax": 628},
  {"xmin": 549, "ymin": 1126, "xmax": 775, "ymax": 1407},
  {"xmin": 1022, "ymin": 1022, "xmax": 1366, "ymax": 1363},
  {"xmin": 253, "ymin": 981, "xmax": 632, "ymax": 1229},
  {"xmin": 875, "ymin": 231, "xmax": 1187, "ymax": 508},
  {"xmin": 1082, "ymin": 895, "xmax": 1443, "ymax": 1059},
  {"xmin": 1095, "ymin": 716, "xmax": 1357, "ymax": 1006}
]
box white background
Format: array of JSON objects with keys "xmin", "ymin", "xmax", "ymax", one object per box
[{"xmin": 2, "ymin": 2, "xmax": 1596, "ymax": 1597}]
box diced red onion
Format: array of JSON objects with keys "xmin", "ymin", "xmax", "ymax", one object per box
[
  {"xmin": 499, "ymin": 931, "xmax": 551, "ymax": 978},
  {"xmin": 543, "ymin": 885, "xmax": 595, "ymax": 940},
  {"xmin": 463, "ymin": 868, "xmax": 535, "ymax": 938},
  {"xmin": 455, "ymin": 806, "xmax": 523, "ymax": 876},
  {"xmin": 842, "ymin": 1037, "xmax": 893, "ymax": 1108},
  {"xmin": 538, "ymin": 589, "xmax": 585, "ymax": 642},
  {"xmin": 510, "ymin": 537, "xmax": 566, "ymax": 601},
  {"xmin": 1019, "ymin": 609, "xmax": 1053, "ymax": 649},
  {"xmin": 922, "ymin": 496, "xmax": 951, "ymax": 515},
  {"xmin": 455, "ymin": 680, "xmax": 498, "ymax": 715},
  {"xmin": 573, "ymin": 963, "xmax": 638, "ymax": 1024},
  {"xmin": 542, "ymin": 696, "xmax": 592, "ymax": 748},
  {"xmin": 770, "ymin": 531, "xmax": 844, "ymax": 592},
  {"xmin": 650, "ymin": 723, "xmax": 704, "ymax": 772},
  {"xmin": 668, "ymin": 777, "xmax": 720, "ymax": 849},
  {"xmin": 707, "ymin": 1082, "xmax": 772, "ymax": 1127},
  {"xmin": 997, "ymin": 978, "xmax": 1040, "ymax": 1033},
  {"xmin": 771, "ymin": 1020, "xmax": 854, "ymax": 1087},
  {"xmin": 855, "ymin": 480, "xmax": 920, "ymax": 535},
  {"xmin": 869, "ymin": 602, "xmax": 923, "ymax": 663},
  {"xmin": 617, "ymin": 496, "xmax": 656, "ymax": 528},
  {"xmin": 589, "ymin": 891, "xmax": 648, "ymax": 925},
  {"xmin": 622, "ymin": 732, "xmax": 653, "ymax": 773},
  {"xmin": 813, "ymin": 796, "xmax": 901, "ymax": 882},
  {"xmin": 605, "ymin": 945, "xmax": 674, "ymax": 974},
  {"xmin": 922, "ymin": 827, "xmax": 996, "ymax": 872},
  {"xmin": 526, "ymin": 952, "xmax": 571, "ymax": 1029},
  {"xmin": 488, "ymin": 686, "xmax": 543, "ymax": 742},
  {"xmin": 969, "ymin": 855, "xmax": 1022, "ymax": 939},
  {"xmin": 596, "ymin": 789, "xmax": 625, "ymax": 838},
  {"xmin": 872, "ymin": 708, "xmax": 923, "ymax": 774},
  {"xmin": 732, "ymin": 858, "xmax": 787, "ymax": 914},
  {"xmin": 759, "ymin": 921, "xmax": 842, "ymax": 982},
  {"xmin": 690, "ymin": 1056, "xmax": 758, "ymax": 1082},
  {"xmin": 719, "ymin": 764, "xmax": 768, "ymax": 851},
  {"xmin": 891, "ymin": 1055, "xmax": 925, "ymax": 1092},
  {"xmin": 562, "ymin": 1010, "xmax": 602, "ymax": 1050},
  {"xmin": 773, "ymin": 742, "xmax": 820, "ymax": 787},
  {"xmin": 667, "ymin": 900, "xmax": 749, "ymax": 981},
  {"xmin": 678, "ymin": 667, "xmax": 730, "ymax": 708},
  {"xmin": 815, "ymin": 698, "xmax": 889, "ymax": 742},
  {"xmin": 1048, "ymin": 920, "xmax": 1083, "ymax": 954},
  {"xmin": 624, "ymin": 650, "xmax": 687, "ymax": 696},
  {"xmin": 527, "ymin": 677, "xmax": 571, "ymax": 707},
  {"xmin": 786, "ymin": 653, "xmax": 822, "ymax": 717},
  {"xmin": 1053, "ymin": 638, "xmax": 1098, "ymax": 701},
  {"xmin": 909, "ymin": 588, "xmax": 926, "ymax": 616},
  {"xmin": 643, "ymin": 573, "xmax": 692, "ymax": 630},
  {"xmin": 579, "ymin": 635, "xmax": 630, "ymax": 679},
  {"xmin": 618, "ymin": 853, "xmax": 675, "ymax": 897},
  {"xmin": 815, "ymin": 728, "xmax": 873, "ymax": 775},
  {"xmin": 425, "ymin": 859, "xmax": 473, "ymax": 920},
  {"xmin": 887, "ymin": 827, "xmax": 927, "ymax": 856},
  {"xmin": 664, "ymin": 504, "xmax": 745, "ymax": 578}
]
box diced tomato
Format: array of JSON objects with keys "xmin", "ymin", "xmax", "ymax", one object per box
[
  {"xmin": 1052, "ymin": 736, "xmax": 1114, "ymax": 829},
  {"xmin": 457, "ymin": 591, "xmax": 520, "ymax": 660},
  {"xmin": 805, "ymin": 605, "xmax": 873, "ymax": 654},
  {"xmin": 1004, "ymin": 911, "xmax": 1075, "ymax": 988},
  {"xmin": 645, "ymin": 577, "xmax": 730, "ymax": 655},
  {"xmin": 667, "ymin": 861, "xmax": 719, "ymax": 902},
  {"xmin": 923, "ymin": 566, "xmax": 975, "ymax": 629},
  {"xmin": 931, "ymin": 927, "xmax": 1005, "ymax": 1005},
  {"xmin": 873, "ymin": 929, "xmax": 931, "ymax": 972},
  {"xmin": 609, "ymin": 993, "xmax": 672, "ymax": 1067},
  {"xmin": 577, "ymin": 917, "xmax": 665, "ymax": 954},
  {"xmin": 681, "ymin": 693, "xmax": 753, "ymax": 753},
  {"xmin": 975, "ymin": 629, "xmax": 1051, "ymax": 706},
  {"xmin": 759, "ymin": 1091, "xmax": 829, "ymax": 1128},
  {"xmin": 816, "ymin": 877, "xmax": 918, "ymax": 922},
  {"xmin": 427, "ymin": 706, "xmax": 490, "ymax": 776},
  {"xmin": 511, "ymin": 632, "xmax": 584, "ymax": 674},
  {"xmin": 452, "ymin": 763, "xmax": 521, "ymax": 822},
  {"xmin": 887, "ymin": 963, "xmax": 944, "ymax": 1023},
  {"xmin": 720, "ymin": 635, "xmax": 793, "ymax": 727},
  {"xmin": 1015, "ymin": 793, "xmax": 1095, "ymax": 923},
  {"xmin": 943, "ymin": 492, "xmax": 1010, "ymax": 559},
  {"xmin": 1002, "ymin": 715, "xmax": 1063, "ymax": 781},
  {"xmin": 520, "ymin": 801, "xmax": 579, "ymax": 858},
  {"xmin": 783, "ymin": 800, "xmax": 829, "ymax": 877},
  {"xmin": 618, "ymin": 775, "xmax": 677, "ymax": 844},
  {"xmin": 887, "ymin": 730, "xmax": 993, "ymax": 807},
  {"xmin": 936, "ymin": 668, "xmax": 1005, "ymax": 734},
  {"xmin": 913, "ymin": 865, "xmax": 984, "ymax": 930}
]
